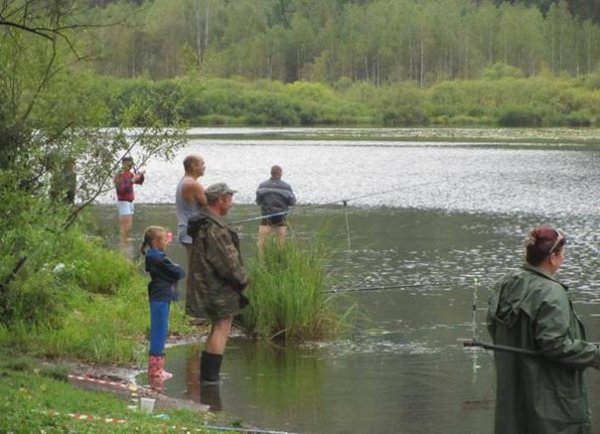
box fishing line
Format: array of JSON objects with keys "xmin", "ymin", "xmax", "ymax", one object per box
[
  {"xmin": 323, "ymin": 281, "xmax": 465, "ymax": 294},
  {"xmin": 231, "ymin": 174, "xmax": 471, "ymax": 225}
]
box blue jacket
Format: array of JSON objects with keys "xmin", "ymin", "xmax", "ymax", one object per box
[{"xmin": 145, "ymin": 248, "xmax": 185, "ymax": 302}]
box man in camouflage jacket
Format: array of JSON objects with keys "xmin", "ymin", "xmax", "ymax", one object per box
[{"xmin": 186, "ymin": 182, "xmax": 249, "ymax": 385}]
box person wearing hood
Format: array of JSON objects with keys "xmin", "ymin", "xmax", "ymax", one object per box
[
  {"xmin": 487, "ymin": 226, "xmax": 600, "ymax": 434},
  {"xmin": 141, "ymin": 226, "xmax": 185, "ymax": 391},
  {"xmin": 186, "ymin": 182, "xmax": 249, "ymax": 386}
]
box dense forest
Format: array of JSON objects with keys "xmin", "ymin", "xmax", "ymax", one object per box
[{"xmin": 79, "ymin": 0, "xmax": 600, "ymax": 84}]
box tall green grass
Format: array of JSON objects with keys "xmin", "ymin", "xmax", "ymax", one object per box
[{"xmin": 240, "ymin": 238, "xmax": 354, "ymax": 343}]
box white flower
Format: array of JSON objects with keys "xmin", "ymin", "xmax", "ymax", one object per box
[{"xmin": 53, "ymin": 263, "xmax": 66, "ymax": 274}]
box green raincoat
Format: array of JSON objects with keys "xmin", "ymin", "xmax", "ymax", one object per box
[
  {"xmin": 185, "ymin": 209, "xmax": 249, "ymax": 320},
  {"xmin": 488, "ymin": 263, "xmax": 600, "ymax": 434}
]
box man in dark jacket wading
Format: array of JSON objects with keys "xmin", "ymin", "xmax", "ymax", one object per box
[{"xmin": 256, "ymin": 165, "xmax": 296, "ymax": 251}]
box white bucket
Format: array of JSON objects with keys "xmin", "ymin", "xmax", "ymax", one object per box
[{"xmin": 139, "ymin": 397, "xmax": 156, "ymax": 414}]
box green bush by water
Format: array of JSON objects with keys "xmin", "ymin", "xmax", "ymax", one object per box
[
  {"xmin": 95, "ymin": 73, "xmax": 600, "ymax": 127},
  {"xmin": 0, "ymin": 204, "xmax": 191, "ymax": 364},
  {"xmin": 240, "ymin": 238, "xmax": 353, "ymax": 342}
]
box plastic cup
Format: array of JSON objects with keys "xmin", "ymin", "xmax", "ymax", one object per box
[{"xmin": 139, "ymin": 397, "xmax": 156, "ymax": 414}]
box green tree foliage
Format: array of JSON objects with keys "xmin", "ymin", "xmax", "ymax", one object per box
[
  {"xmin": 494, "ymin": 0, "xmax": 600, "ymax": 23},
  {"xmin": 78, "ymin": 0, "xmax": 600, "ymax": 83},
  {"xmin": 0, "ymin": 1, "xmax": 185, "ymax": 329}
]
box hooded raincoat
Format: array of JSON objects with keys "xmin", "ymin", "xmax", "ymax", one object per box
[
  {"xmin": 487, "ymin": 263, "xmax": 600, "ymax": 434},
  {"xmin": 185, "ymin": 209, "xmax": 249, "ymax": 320}
]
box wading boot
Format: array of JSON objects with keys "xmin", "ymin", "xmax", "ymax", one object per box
[{"xmin": 200, "ymin": 351, "xmax": 222, "ymax": 385}]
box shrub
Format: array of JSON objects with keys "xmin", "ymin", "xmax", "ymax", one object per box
[
  {"xmin": 565, "ymin": 109, "xmax": 593, "ymax": 127},
  {"xmin": 6, "ymin": 270, "xmax": 65, "ymax": 328},
  {"xmin": 240, "ymin": 238, "xmax": 353, "ymax": 342},
  {"xmin": 60, "ymin": 236, "xmax": 136, "ymax": 296},
  {"xmin": 481, "ymin": 63, "xmax": 525, "ymax": 80},
  {"xmin": 498, "ymin": 107, "xmax": 543, "ymax": 127}
]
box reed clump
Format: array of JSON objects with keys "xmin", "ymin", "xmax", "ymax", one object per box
[{"xmin": 241, "ymin": 238, "xmax": 352, "ymax": 343}]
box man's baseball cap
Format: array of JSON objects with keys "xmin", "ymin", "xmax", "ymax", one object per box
[{"xmin": 205, "ymin": 182, "xmax": 237, "ymax": 199}]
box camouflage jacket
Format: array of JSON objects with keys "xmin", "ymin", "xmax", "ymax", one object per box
[{"xmin": 185, "ymin": 208, "xmax": 249, "ymax": 319}]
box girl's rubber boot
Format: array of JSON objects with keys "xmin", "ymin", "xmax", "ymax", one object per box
[
  {"xmin": 148, "ymin": 355, "xmax": 165, "ymax": 392},
  {"xmin": 200, "ymin": 351, "xmax": 223, "ymax": 385},
  {"xmin": 159, "ymin": 355, "xmax": 173, "ymax": 380}
]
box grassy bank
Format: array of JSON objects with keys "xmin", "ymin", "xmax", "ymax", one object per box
[
  {"xmin": 0, "ymin": 355, "xmax": 234, "ymax": 433},
  {"xmin": 0, "ymin": 206, "xmax": 192, "ymax": 364}
]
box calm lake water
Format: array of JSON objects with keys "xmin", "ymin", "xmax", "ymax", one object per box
[{"xmin": 94, "ymin": 128, "xmax": 600, "ymax": 434}]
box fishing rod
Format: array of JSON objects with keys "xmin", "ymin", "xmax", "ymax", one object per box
[
  {"xmin": 232, "ymin": 210, "xmax": 289, "ymax": 225},
  {"xmin": 324, "ymin": 281, "xmax": 458, "ymax": 294},
  {"xmin": 462, "ymin": 340, "xmax": 539, "ymax": 356},
  {"xmin": 231, "ymin": 175, "xmax": 470, "ymax": 226}
]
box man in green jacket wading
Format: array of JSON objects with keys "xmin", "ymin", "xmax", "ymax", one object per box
[
  {"xmin": 186, "ymin": 182, "xmax": 249, "ymax": 387},
  {"xmin": 488, "ymin": 226, "xmax": 600, "ymax": 434}
]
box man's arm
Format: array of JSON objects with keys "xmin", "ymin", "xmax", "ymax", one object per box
[
  {"xmin": 534, "ymin": 289, "xmax": 600, "ymax": 368},
  {"xmin": 287, "ymin": 187, "xmax": 296, "ymax": 206},
  {"xmin": 133, "ymin": 172, "xmax": 145, "ymax": 185},
  {"xmin": 182, "ymin": 178, "xmax": 207, "ymax": 207}
]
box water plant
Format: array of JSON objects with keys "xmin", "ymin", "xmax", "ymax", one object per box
[{"xmin": 240, "ymin": 237, "xmax": 354, "ymax": 343}]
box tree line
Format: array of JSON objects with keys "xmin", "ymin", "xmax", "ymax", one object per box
[{"xmin": 83, "ymin": 0, "xmax": 600, "ymax": 84}]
